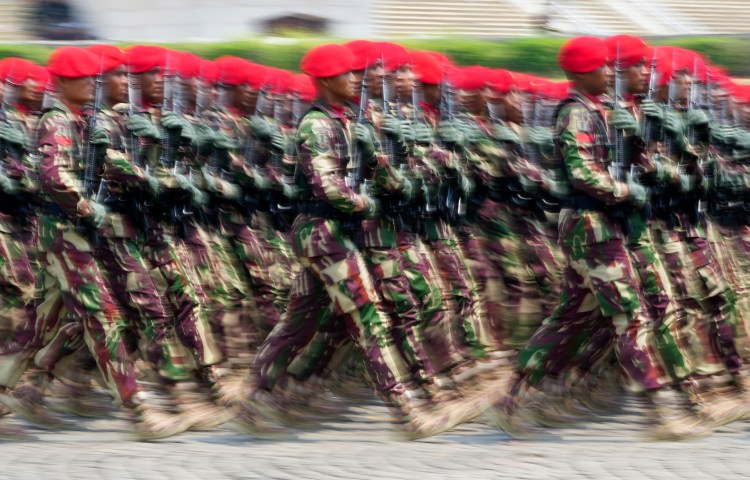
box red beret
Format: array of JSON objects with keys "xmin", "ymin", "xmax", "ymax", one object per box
[
  {"xmin": 426, "ymin": 51, "xmax": 454, "ymax": 67},
  {"xmin": 445, "ymin": 65, "xmax": 464, "ymax": 89},
  {"xmin": 487, "ymin": 69, "xmax": 514, "ymax": 93},
  {"xmin": 453, "ymin": 66, "xmax": 491, "ymax": 91},
  {"xmin": 409, "ymin": 50, "xmax": 444, "ymax": 85},
  {"xmin": 343, "ymin": 40, "xmax": 378, "ymax": 71},
  {"xmin": 126, "ymin": 45, "xmax": 167, "ymax": 74},
  {"xmin": 87, "ymin": 44, "xmax": 125, "ymax": 73},
  {"xmin": 300, "ymin": 44, "xmax": 354, "ymax": 78},
  {"xmin": 245, "ymin": 62, "xmax": 267, "ymax": 90},
  {"xmin": 266, "ymin": 68, "xmax": 295, "ymax": 94},
  {"xmin": 0, "ymin": 58, "xmax": 34, "ymax": 84},
  {"xmin": 177, "ymin": 51, "xmax": 201, "ymax": 78},
  {"xmin": 28, "ymin": 64, "xmax": 50, "ymax": 92},
  {"xmin": 47, "ymin": 46, "xmax": 100, "ymax": 78},
  {"xmin": 198, "ymin": 59, "xmax": 218, "ymax": 84},
  {"xmin": 558, "ymin": 36, "xmax": 608, "ymax": 74},
  {"xmin": 604, "ymin": 35, "xmax": 648, "ymax": 69},
  {"xmin": 215, "ymin": 56, "xmax": 252, "ymax": 86},
  {"xmin": 376, "ymin": 42, "xmax": 410, "ymax": 73},
  {"xmin": 293, "ymin": 74, "xmax": 317, "ymax": 102}
]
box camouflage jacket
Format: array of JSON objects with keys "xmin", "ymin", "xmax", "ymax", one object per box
[{"xmin": 554, "ymin": 91, "xmax": 629, "ymax": 246}]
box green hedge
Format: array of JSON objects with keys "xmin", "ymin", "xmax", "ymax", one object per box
[{"xmin": 3, "ymin": 35, "xmax": 750, "ymax": 77}]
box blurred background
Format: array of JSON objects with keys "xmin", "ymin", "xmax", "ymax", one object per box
[
  {"xmin": 7, "ymin": 0, "xmax": 750, "ymax": 41},
  {"xmin": 1, "ymin": 1, "xmax": 749, "ymax": 76}
]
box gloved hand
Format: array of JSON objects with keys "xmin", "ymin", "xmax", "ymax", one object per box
[
  {"xmin": 640, "ymin": 99, "xmax": 663, "ymax": 121},
  {"xmin": 87, "ymin": 201, "xmax": 108, "ymax": 229},
  {"xmin": 194, "ymin": 124, "xmax": 217, "ymax": 155},
  {"xmin": 381, "ymin": 116, "xmax": 403, "ymax": 143},
  {"xmin": 519, "ymin": 174, "xmax": 539, "ymax": 194},
  {"xmin": 173, "ymin": 173, "xmax": 192, "ymax": 191},
  {"xmin": 248, "ymin": 116, "xmax": 273, "ymax": 141},
  {"xmin": 360, "ymin": 190, "xmax": 380, "ymax": 219},
  {"xmin": 686, "ymin": 109, "xmax": 709, "ymax": 128},
  {"xmin": 527, "ymin": 126, "xmax": 554, "ymax": 157},
  {"xmin": 679, "ymin": 173, "xmax": 696, "ymax": 193},
  {"xmin": 160, "ymin": 112, "xmax": 195, "ymax": 144},
  {"xmin": 355, "ymin": 123, "xmax": 377, "ymax": 158},
  {"xmin": 213, "ymin": 129, "xmax": 236, "ymax": 151},
  {"xmin": 202, "ymin": 166, "xmax": 219, "ymax": 192},
  {"xmin": 253, "ymin": 166, "xmax": 271, "ymax": 190},
  {"xmin": 626, "ymin": 172, "xmax": 647, "ymax": 207},
  {"xmin": 281, "ymin": 181, "xmax": 298, "ymax": 199},
  {"xmin": 397, "ymin": 167, "xmax": 416, "ymax": 200},
  {"xmin": 437, "ymin": 120, "xmax": 465, "ymax": 147},
  {"xmin": 612, "ymin": 109, "xmax": 640, "ymax": 136},
  {"xmin": 187, "ymin": 185, "xmax": 208, "ymax": 207},
  {"xmin": 146, "ymin": 174, "xmax": 159, "ymax": 196},
  {"xmin": 126, "ymin": 114, "xmax": 162, "ymax": 140},
  {"xmin": 400, "ymin": 121, "xmax": 416, "ymax": 144},
  {"xmin": 89, "ymin": 126, "xmax": 110, "ymax": 159},
  {"xmin": 542, "ymin": 171, "xmax": 570, "ymax": 199},
  {"xmin": 460, "ymin": 122, "xmax": 485, "ymax": 145},
  {"xmin": 458, "ymin": 172, "xmax": 475, "ymax": 195},
  {"xmin": 0, "ymin": 122, "xmax": 25, "ymax": 147},
  {"xmin": 270, "ymin": 130, "xmax": 288, "ymax": 153},
  {"xmin": 0, "ymin": 172, "xmax": 18, "ymax": 195},
  {"xmin": 662, "ymin": 111, "xmax": 686, "ymax": 150},
  {"xmin": 492, "ymin": 124, "xmax": 521, "ymax": 145},
  {"xmin": 413, "ymin": 123, "xmax": 434, "ymax": 145}
]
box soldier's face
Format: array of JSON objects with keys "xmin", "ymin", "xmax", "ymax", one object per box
[
  {"xmin": 503, "ymin": 89, "xmax": 523, "ymax": 124},
  {"xmin": 321, "ymin": 72, "xmax": 355, "ymax": 104},
  {"xmin": 140, "ymin": 67, "xmax": 163, "ymax": 105},
  {"xmin": 394, "ymin": 66, "xmax": 412, "ymax": 101},
  {"xmin": 58, "ymin": 75, "xmax": 94, "ymax": 106},
  {"xmin": 367, "ymin": 65, "xmax": 384, "ymax": 99},
  {"xmin": 576, "ymin": 66, "xmax": 610, "ymax": 97},
  {"xmin": 105, "ymin": 65, "xmax": 128, "ymax": 106},
  {"xmin": 423, "ymin": 83, "xmax": 440, "ymax": 107},
  {"xmin": 351, "ymin": 70, "xmax": 364, "ymax": 91},
  {"xmin": 19, "ymin": 79, "xmax": 44, "ymax": 111},
  {"xmin": 625, "ymin": 60, "xmax": 648, "ymax": 95}
]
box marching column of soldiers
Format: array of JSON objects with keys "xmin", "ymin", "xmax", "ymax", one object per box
[{"xmin": 1, "ymin": 34, "xmax": 750, "ymax": 442}]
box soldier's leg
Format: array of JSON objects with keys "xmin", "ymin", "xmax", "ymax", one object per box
[{"xmin": 364, "ymin": 246, "xmax": 434, "ymax": 386}]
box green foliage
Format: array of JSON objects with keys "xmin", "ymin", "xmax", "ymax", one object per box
[{"xmin": 3, "ymin": 35, "xmax": 749, "ymax": 77}]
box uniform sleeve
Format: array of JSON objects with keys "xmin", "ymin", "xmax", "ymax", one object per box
[
  {"xmin": 559, "ymin": 104, "xmax": 627, "ymax": 205},
  {"xmin": 98, "ymin": 112, "xmax": 150, "ymax": 188},
  {"xmin": 38, "ymin": 113, "xmax": 89, "ymax": 219},
  {"xmin": 297, "ymin": 112, "xmax": 365, "ymax": 213}
]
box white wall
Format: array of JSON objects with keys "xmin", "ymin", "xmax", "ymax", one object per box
[{"xmin": 67, "ymin": 0, "xmax": 373, "ymax": 41}]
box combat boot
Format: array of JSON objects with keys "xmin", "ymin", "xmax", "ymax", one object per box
[
  {"xmin": 45, "ymin": 379, "xmax": 113, "ymax": 419},
  {"xmin": 0, "ymin": 421, "xmax": 34, "ymax": 441},
  {"xmin": 0, "ymin": 382, "xmax": 70, "ymax": 430},
  {"xmin": 129, "ymin": 384, "xmax": 189, "ymax": 441},
  {"xmin": 230, "ymin": 394, "xmax": 297, "ymax": 440},
  {"xmin": 646, "ymin": 388, "xmax": 713, "ymax": 440},
  {"xmin": 483, "ymin": 377, "xmax": 544, "ymax": 439},
  {"xmin": 173, "ymin": 381, "xmax": 235, "ymax": 431}
]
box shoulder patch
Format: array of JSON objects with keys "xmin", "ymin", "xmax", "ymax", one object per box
[{"xmin": 572, "ymin": 110, "xmax": 592, "ymax": 133}]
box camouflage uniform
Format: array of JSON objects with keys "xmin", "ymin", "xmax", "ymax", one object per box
[
  {"xmin": 0, "ymin": 100, "xmax": 138, "ymax": 406},
  {"xmin": 515, "ymin": 92, "xmax": 664, "ymax": 392},
  {"xmin": 250, "ymin": 100, "xmax": 408, "ymax": 396},
  {"xmin": 125, "ymin": 104, "xmax": 222, "ymax": 372}
]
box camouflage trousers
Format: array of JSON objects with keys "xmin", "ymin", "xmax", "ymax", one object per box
[
  {"xmin": 183, "ymin": 221, "xmax": 256, "ymax": 369},
  {"xmin": 0, "ymin": 224, "xmax": 35, "ymax": 342},
  {"xmin": 710, "ymin": 221, "xmax": 750, "ymax": 359},
  {"xmin": 229, "ymin": 213, "xmax": 293, "ymax": 337},
  {"xmin": 516, "ymin": 239, "xmax": 665, "ymax": 393},
  {"xmin": 141, "ymin": 225, "xmax": 222, "ymax": 370},
  {"xmin": 253, "ymin": 219, "xmax": 407, "ymax": 394},
  {"xmin": 0, "ymin": 216, "xmax": 137, "ymax": 406},
  {"xmin": 401, "ymin": 236, "xmax": 465, "ymax": 374},
  {"xmin": 477, "ymin": 200, "xmax": 560, "ymax": 350},
  {"xmin": 96, "ymin": 235, "xmax": 191, "ymax": 383},
  {"xmin": 363, "ymin": 241, "xmax": 434, "ymax": 385},
  {"xmin": 424, "ymin": 230, "xmax": 490, "ymax": 360}
]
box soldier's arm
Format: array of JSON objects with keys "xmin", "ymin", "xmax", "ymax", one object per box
[
  {"xmin": 98, "ymin": 112, "xmax": 151, "ymax": 188},
  {"xmin": 297, "ymin": 112, "xmax": 369, "ymax": 213},
  {"xmin": 559, "ymin": 104, "xmax": 628, "ymax": 205},
  {"xmin": 38, "ymin": 113, "xmax": 93, "ymax": 220}
]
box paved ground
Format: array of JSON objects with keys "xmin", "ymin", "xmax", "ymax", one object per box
[{"xmin": 1, "ymin": 399, "xmax": 749, "ymax": 480}]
